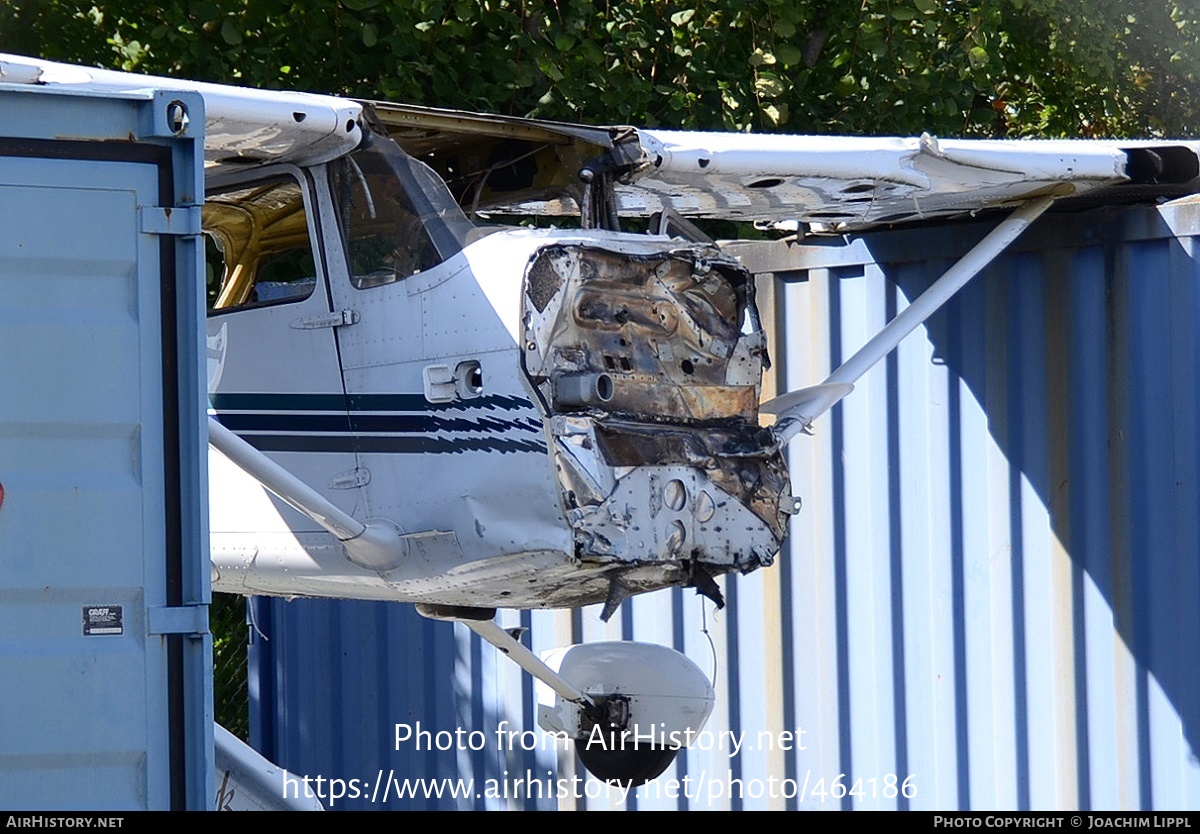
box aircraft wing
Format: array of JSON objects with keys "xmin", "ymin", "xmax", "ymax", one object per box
[
  {"xmin": 619, "ymin": 131, "xmax": 1200, "ymax": 229},
  {"xmin": 10, "ymin": 53, "xmax": 1196, "ymax": 229},
  {"xmin": 364, "ymin": 103, "xmax": 1200, "ymax": 230}
]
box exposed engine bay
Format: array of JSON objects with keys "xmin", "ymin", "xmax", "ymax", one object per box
[{"xmin": 521, "ymin": 243, "xmax": 794, "ymax": 613}]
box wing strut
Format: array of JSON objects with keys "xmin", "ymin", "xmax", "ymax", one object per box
[
  {"xmin": 764, "ymin": 195, "xmax": 1056, "ymax": 444},
  {"xmin": 208, "ymin": 417, "xmax": 407, "ymax": 571}
]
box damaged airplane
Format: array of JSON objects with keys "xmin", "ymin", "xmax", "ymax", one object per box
[{"xmin": 5, "ymin": 53, "xmax": 1199, "ymax": 786}]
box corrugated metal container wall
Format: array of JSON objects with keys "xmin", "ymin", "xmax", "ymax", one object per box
[{"xmin": 248, "ymin": 197, "xmax": 1200, "ymax": 811}]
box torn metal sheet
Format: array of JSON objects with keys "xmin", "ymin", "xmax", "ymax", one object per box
[{"xmin": 367, "ymin": 100, "xmax": 617, "ymax": 216}]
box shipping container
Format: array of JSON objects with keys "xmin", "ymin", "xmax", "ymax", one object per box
[{"xmin": 249, "ymin": 194, "xmax": 1200, "ymax": 811}]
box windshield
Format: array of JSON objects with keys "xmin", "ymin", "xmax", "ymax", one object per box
[{"xmin": 330, "ymin": 132, "xmax": 483, "ymax": 289}]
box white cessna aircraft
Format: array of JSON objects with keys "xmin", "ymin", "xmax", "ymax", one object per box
[{"xmin": 6, "ymin": 53, "xmax": 1198, "ymax": 786}]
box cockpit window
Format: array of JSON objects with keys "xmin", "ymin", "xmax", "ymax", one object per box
[
  {"xmin": 203, "ymin": 178, "xmax": 318, "ymax": 311},
  {"xmin": 330, "ymin": 132, "xmax": 481, "ymax": 289}
]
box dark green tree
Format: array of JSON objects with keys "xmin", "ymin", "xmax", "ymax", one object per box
[{"xmin": 4, "ymin": 1, "xmax": 1199, "ymax": 136}]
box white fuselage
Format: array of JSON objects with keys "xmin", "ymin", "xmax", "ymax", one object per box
[{"xmin": 206, "ymin": 152, "xmax": 787, "ymax": 608}]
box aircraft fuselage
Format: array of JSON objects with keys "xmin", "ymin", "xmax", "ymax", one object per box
[{"xmin": 206, "ymin": 130, "xmax": 790, "ymax": 609}]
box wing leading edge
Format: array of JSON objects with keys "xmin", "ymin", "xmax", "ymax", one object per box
[
  {"xmin": 8, "ymin": 53, "xmax": 1197, "ymax": 228},
  {"xmin": 621, "ymin": 131, "xmax": 1200, "ymax": 229}
]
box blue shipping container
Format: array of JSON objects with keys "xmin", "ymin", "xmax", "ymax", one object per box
[{"xmin": 249, "ymin": 196, "xmax": 1200, "ymax": 811}]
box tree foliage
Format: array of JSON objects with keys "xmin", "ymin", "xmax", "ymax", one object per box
[{"xmin": 4, "ymin": 1, "xmax": 1198, "ymax": 136}]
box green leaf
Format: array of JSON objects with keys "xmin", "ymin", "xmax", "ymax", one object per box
[
  {"xmin": 763, "ymin": 102, "xmax": 788, "ymax": 125},
  {"xmin": 834, "ymin": 74, "xmax": 858, "ymax": 96},
  {"xmin": 776, "ymin": 43, "xmax": 803, "ymax": 66},
  {"xmin": 755, "ymin": 73, "xmax": 786, "ymax": 96},
  {"xmin": 890, "ymin": 7, "xmax": 917, "ymax": 21},
  {"xmin": 773, "ymin": 19, "xmax": 796, "ymax": 38},
  {"xmin": 362, "ymin": 23, "xmax": 377, "ymax": 47},
  {"xmin": 581, "ymin": 39, "xmax": 603, "ymax": 63},
  {"xmin": 913, "ymin": 0, "xmax": 937, "ymax": 12},
  {"xmin": 670, "ymin": 9, "xmax": 695, "ymax": 27},
  {"xmin": 968, "ymin": 45, "xmax": 988, "ymax": 69},
  {"xmin": 220, "ymin": 19, "xmax": 242, "ymax": 45}
]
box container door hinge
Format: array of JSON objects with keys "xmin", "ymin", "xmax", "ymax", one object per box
[
  {"xmin": 139, "ymin": 205, "xmax": 202, "ymax": 236},
  {"xmin": 148, "ymin": 605, "xmax": 208, "ymax": 636}
]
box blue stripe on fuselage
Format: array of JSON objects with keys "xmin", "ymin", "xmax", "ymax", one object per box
[
  {"xmin": 210, "ymin": 392, "xmax": 547, "ymax": 455},
  {"xmin": 210, "ymin": 392, "xmax": 534, "ymax": 413}
]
